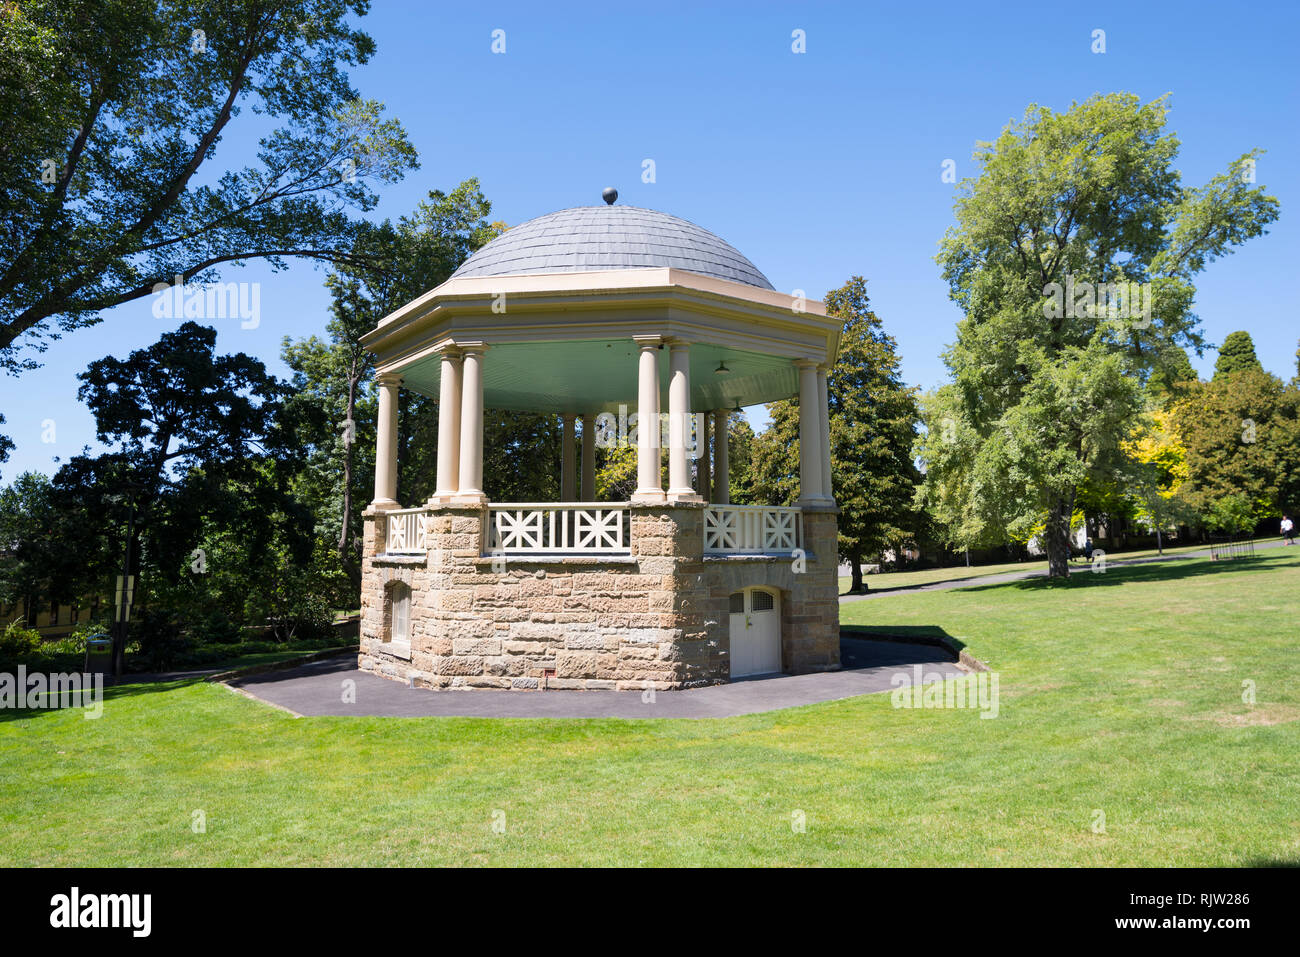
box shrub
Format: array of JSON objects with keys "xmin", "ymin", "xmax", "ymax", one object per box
[
  {"xmin": 0, "ymin": 619, "xmax": 42, "ymax": 669},
  {"xmin": 188, "ymin": 609, "xmax": 244, "ymax": 645},
  {"xmin": 130, "ymin": 611, "xmax": 194, "ymax": 672}
]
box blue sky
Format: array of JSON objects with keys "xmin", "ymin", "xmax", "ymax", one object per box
[{"xmin": 5, "ymin": 0, "xmax": 1297, "ymax": 479}]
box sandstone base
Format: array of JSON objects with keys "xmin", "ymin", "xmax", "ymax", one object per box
[{"xmin": 359, "ymin": 503, "xmax": 839, "ymax": 690}]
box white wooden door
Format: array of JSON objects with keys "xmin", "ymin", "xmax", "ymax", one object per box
[{"xmin": 730, "ymin": 588, "xmax": 781, "ymax": 677}]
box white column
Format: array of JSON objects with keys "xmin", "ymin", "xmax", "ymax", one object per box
[
  {"xmin": 713, "ymin": 408, "xmax": 729, "ymax": 505},
  {"xmin": 432, "ymin": 349, "xmax": 462, "ymax": 502},
  {"xmin": 454, "ymin": 344, "xmax": 488, "ymax": 505},
  {"xmin": 632, "ymin": 337, "xmax": 665, "ymax": 503},
  {"xmin": 796, "ymin": 359, "xmax": 827, "ymax": 506},
  {"xmin": 698, "ymin": 411, "xmax": 711, "ymax": 502},
  {"xmin": 372, "ymin": 372, "xmax": 401, "ymax": 506},
  {"xmin": 818, "ymin": 364, "xmax": 834, "ymax": 503},
  {"xmin": 666, "ymin": 341, "xmax": 700, "ymax": 501},
  {"xmin": 580, "ymin": 413, "xmax": 596, "ymax": 501},
  {"xmin": 561, "ymin": 414, "xmax": 577, "ymax": 502}
]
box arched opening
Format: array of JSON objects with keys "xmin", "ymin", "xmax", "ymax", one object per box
[
  {"xmin": 384, "ymin": 581, "xmax": 411, "ymax": 656},
  {"xmin": 728, "ymin": 586, "xmax": 782, "ymax": 678}
]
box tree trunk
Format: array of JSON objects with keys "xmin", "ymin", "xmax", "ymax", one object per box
[
  {"xmin": 1045, "ymin": 494, "xmax": 1073, "ymax": 579},
  {"xmin": 338, "ymin": 362, "xmax": 359, "ymax": 562},
  {"xmin": 849, "ymin": 552, "xmax": 867, "ymax": 594},
  {"xmin": 1156, "ymin": 527, "xmax": 1163, "ymax": 555}
]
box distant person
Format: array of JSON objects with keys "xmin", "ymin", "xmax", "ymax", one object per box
[
  {"xmin": 1084, "ymin": 538, "xmax": 1095, "ymax": 561},
  {"xmin": 1283, "ymin": 515, "xmax": 1295, "ymax": 546}
]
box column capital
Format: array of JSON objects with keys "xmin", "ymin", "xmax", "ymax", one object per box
[
  {"xmin": 792, "ymin": 357, "xmax": 819, "ymax": 370},
  {"xmin": 455, "ymin": 340, "xmax": 490, "ymax": 355},
  {"xmin": 632, "ymin": 334, "xmax": 664, "ymax": 349},
  {"xmin": 375, "ymin": 371, "xmax": 403, "ymax": 387},
  {"xmin": 665, "ymin": 337, "xmax": 692, "ymax": 350},
  {"xmin": 436, "ymin": 343, "xmax": 464, "ymax": 359}
]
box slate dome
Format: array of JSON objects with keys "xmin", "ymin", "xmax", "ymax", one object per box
[{"xmin": 449, "ymin": 205, "xmax": 774, "ymax": 290}]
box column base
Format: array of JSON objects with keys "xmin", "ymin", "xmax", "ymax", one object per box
[
  {"xmin": 799, "ymin": 496, "xmax": 837, "ymax": 510},
  {"xmin": 450, "ymin": 492, "xmax": 489, "ymax": 506},
  {"xmin": 666, "ymin": 489, "xmax": 704, "ymax": 504},
  {"xmin": 631, "ymin": 489, "xmax": 667, "ymax": 504}
]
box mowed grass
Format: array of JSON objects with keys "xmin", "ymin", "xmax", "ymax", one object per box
[
  {"xmin": 2, "ymin": 549, "xmax": 1297, "ymax": 866},
  {"xmin": 838, "ymin": 537, "xmax": 1274, "ymax": 593}
]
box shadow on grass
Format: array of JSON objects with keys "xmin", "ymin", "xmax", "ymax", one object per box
[
  {"xmin": 957, "ymin": 553, "xmax": 1285, "ymax": 593},
  {"xmin": 841, "ymin": 623, "xmax": 966, "ymax": 655},
  {"xmin": 840, "ymin": 568, "xmax": 1038, "ymax": 597}
]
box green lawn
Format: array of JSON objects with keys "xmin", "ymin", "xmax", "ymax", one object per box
[
  {"xmin": 2, "ymin": 548, "xmax": 1297, "ymax": 866},
  {"xmin": 839, "ymin": 536, "xmax": 1274, "ymax": 593}
]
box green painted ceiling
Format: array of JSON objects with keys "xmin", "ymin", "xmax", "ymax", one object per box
[{"xmin": 399, "ymin": 339, "xmax": 799, "ymax": 414}]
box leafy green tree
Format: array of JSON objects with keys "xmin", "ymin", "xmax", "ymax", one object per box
[
  {"xmin": 0, "ymin": 414, "xmax": 12, "ymax": 480},
  {"xmin": 0, "ymin": 0, "xmax": 417, "ymax": 371},
  {"xmin": 927, "ymin": 93, "xmax": 1278, "ymax": 577},
  {"xmin": 1171, "ymin": 367, "xmax": 1300, "ymax": 525},
  {"xmin": 751, "ymin": 278, "xmax": 920, "ymax": 592},
  {"xmin": 1205, "ymin": 493, "xmax": 1255, "ymax": 535},
  {"xmin": 594, "ymin": 442, "xmax": 637, "ymax": 502},
  {"xmin": 1146, "ymin": 345, "xmax": 1198, "ymax": 404},
  {"xmin": 52, "ymin": 322, "xmax": 302, "ymax": 663},
  {"xmin": 1212, "ymin": 330, "xmax": 1264, "ymax": 380},
  {"xmin": 1122, "ymin": 409, "xmax": 1192, "ymax": 553},
  {"xmin": 0, "ymin": 472, "xmax": 83, "ymax": 624},
  {"xmin": 723, "ymin": 414, "xmax": 757, "ymax": 505}
]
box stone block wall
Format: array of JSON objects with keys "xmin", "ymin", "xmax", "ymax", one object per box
[{"xmin": 359, "ymin": 502, "xmax": 840, "ymax": 690}]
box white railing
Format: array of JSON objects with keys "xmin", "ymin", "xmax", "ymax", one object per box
[
  {"xmin": 385, "ymin": 508, "xmax": 428, "ymax": 554},
  {"xmin": 704, "ymin": 505, "xmax": 802, "ymax": 555},
  {"xmin": 488, "ymin": 503, "xmax": 629, "ymax": 555}
]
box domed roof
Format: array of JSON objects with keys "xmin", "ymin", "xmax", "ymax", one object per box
[{"xmin": 450, "ymin": 205, "xmax": 774, "ymax": 290}]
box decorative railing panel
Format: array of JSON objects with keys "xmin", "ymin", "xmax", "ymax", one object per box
[
  {"xmin": 385, "ymin": 508, "xmax": 428, "ymax": 554},
  {"xmin": 704, "ymin": 505, "xmax": 802, "ymax": 555},
  {"xmin": 488, "ymin": 503, "xmax": 630, "ymax": 555}
]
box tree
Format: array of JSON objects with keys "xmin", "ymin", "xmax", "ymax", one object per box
[
  {"xmin": 0, "ymin": 414, "xmax": 12, "ymax": 481},
  {"xmin": 52, "ymin": 321, "xmax": 301, "ymax": 665},
  {"xmin": 928, "ymin": 93, "xmax": 1279, "ymax": 577},
  {"xmin": 1213, "ymin": 330, "xmax": 1264, "ymax": 380},
  {"xmin": 724, "ymin": 414, "xmax": 758, "ymax": 504},
  {"xmin": 1170, "ymin": 367, "xmax": 1300, "ymax": 525},
  {"xmin": 0, "ymin": 472, "xmax": 84, "ymax": 625},
  {"xmin": 1146, "ymin": 345, "xmax": 1198, "ymax": 404},
  {"xmin": 0, "ymin": 0, "xmax": 417, "ymax": 372},
  {"xmin": 1122, "ymin": 408, "xmax": 1191, "ymax": 553},
  {"xmin": 751, "ymin": 278, "xmax": 921, "ymax": 592},
  {"xmin": 281, "ymin": 180, "xmax": 516, "ymax": 589}
]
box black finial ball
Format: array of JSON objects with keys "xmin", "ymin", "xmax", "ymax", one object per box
[{"xmin": 602, "ymin": 187, "xmax": 618, "ymax": 205}]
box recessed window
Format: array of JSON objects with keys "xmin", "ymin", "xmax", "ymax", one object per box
[
  {"xmin": 729, "ymin": 592, "xmax": 745, "ymax": 614},
  {"xmin": 752, "ymin": 590, "xmax": 775, "ymax": 611},
  {"xmin": 389, "ymin": 583, "xmax": 410, "ymax": 644}
]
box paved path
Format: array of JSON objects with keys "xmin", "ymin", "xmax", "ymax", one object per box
[
  {"xmin": 227, "ymin": 637, "xmax": 964, "ymax": 719},
  {"xmin": 842, "ymin": 538, "xmax": 1289, "ymax": 602}
]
